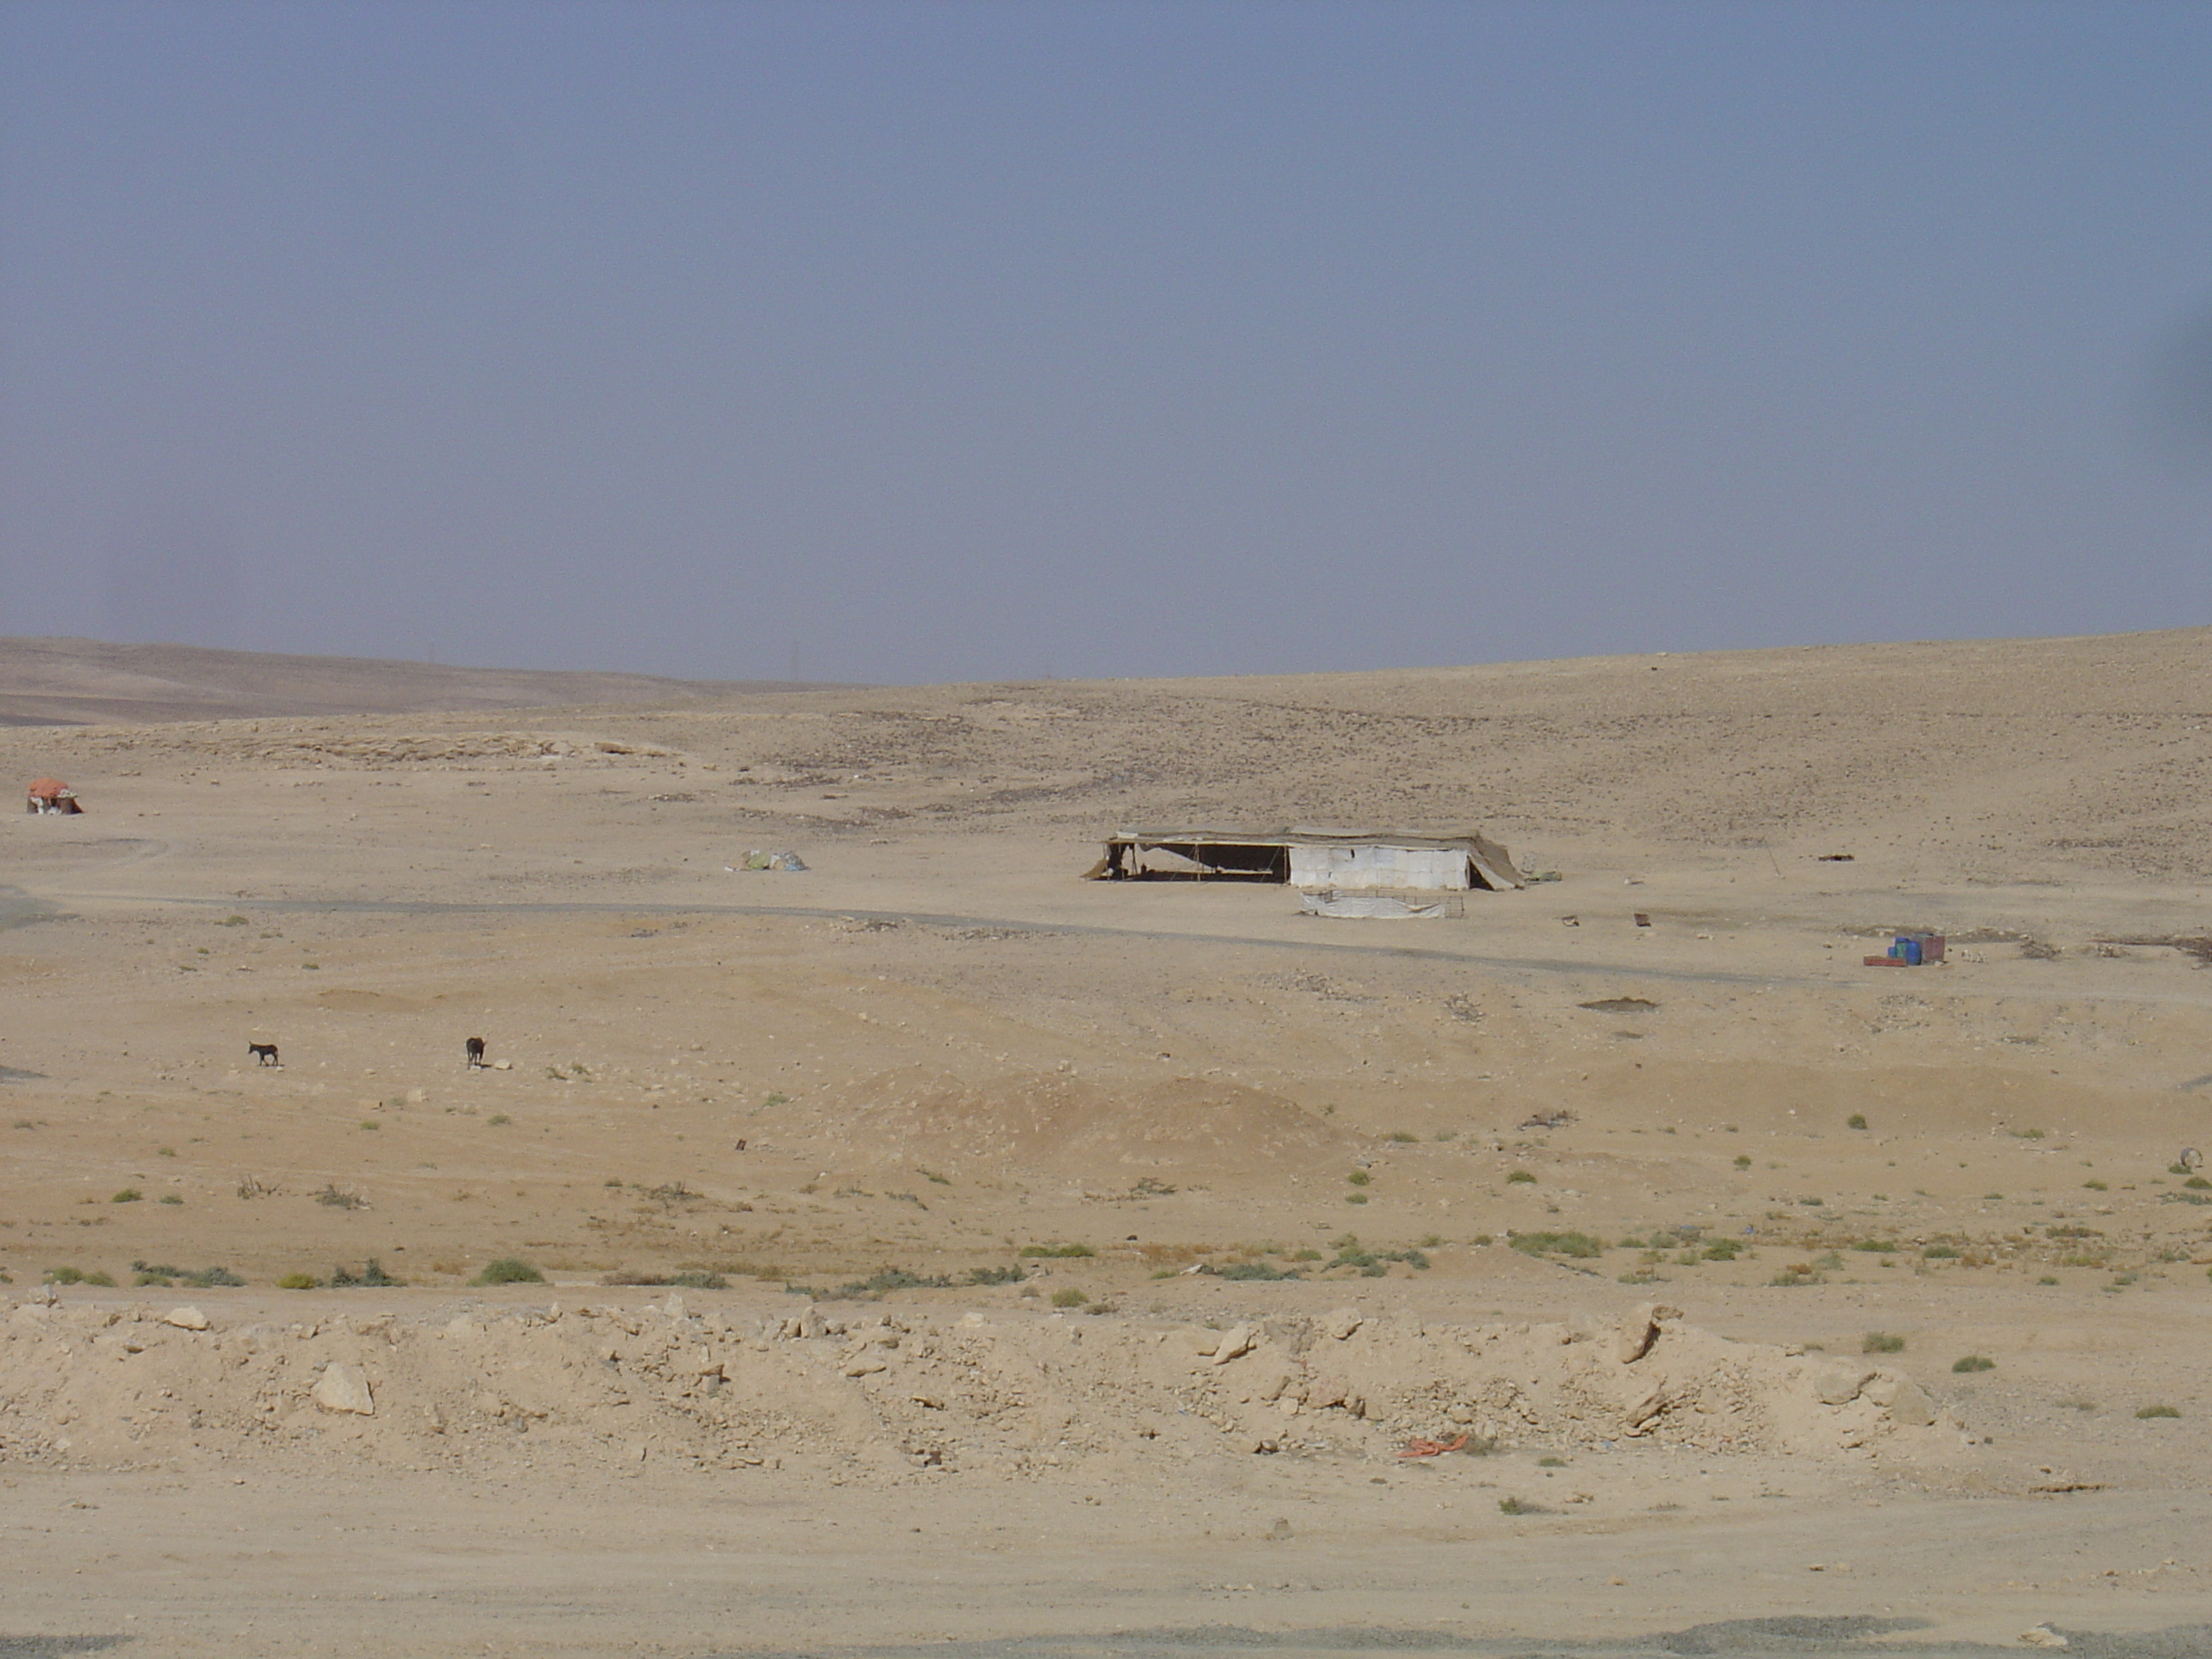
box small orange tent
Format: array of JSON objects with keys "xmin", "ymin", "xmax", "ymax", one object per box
[{"xmin": 26, "ymin": 778, "xmax": 80, "ymax": 814}]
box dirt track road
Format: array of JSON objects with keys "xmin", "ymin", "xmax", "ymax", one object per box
[{"xmin": 5, "ymin": 1466, "xmax": 2209, "ymax": 1659}]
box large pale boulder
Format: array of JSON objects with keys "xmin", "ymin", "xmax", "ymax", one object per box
[
  {"xmin": 1813, "ymin": 1363, "xmax": 1877, "ymax": 1406},
  {"xmin": 311, "ymin": 1363, "xmax": 375, "ymax": 1417},
  {"xmin": 1863, "ymin": 1371, "xmax": 1936, "ymax": 1427},
  {"xmin": 1615, "ymin": 1302, "xmax": 1681, "ymax": 1364}
]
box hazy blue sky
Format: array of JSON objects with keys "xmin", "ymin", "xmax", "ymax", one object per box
[{"xmin": 3, "ymin": 2, "xmax": 2210, "ymax": 684}]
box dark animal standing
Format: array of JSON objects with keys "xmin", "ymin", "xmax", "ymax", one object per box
[
  {"xmin": 465, "ymin": 1037, "xmax": 486, "ymax": 1068},
  {"xmin": 248, "ymin": 1043, "xmax": 280, "ymax": 1068}
]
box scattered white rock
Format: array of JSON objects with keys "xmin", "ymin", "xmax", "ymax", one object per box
[{"xmin": 162, "ymin": 1307, "xmax": 210, "ymax": 1331}]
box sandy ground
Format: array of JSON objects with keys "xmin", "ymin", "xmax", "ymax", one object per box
[
  {"xmin": 0, "ymin": 636, "xmax": 821, "ymax": 726},
  {"xmin": 3, "ymin": 628, "xmax": 2212, "ymax": 1656}
]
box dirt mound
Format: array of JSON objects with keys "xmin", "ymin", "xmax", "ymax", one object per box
[
  {"xmin": 0, "ymin": 1295, "xmax": 1962, "ymax": 1485},
  {"xmin": 818, "ymin": 1067, "xmax": 1348, "ymax": 1180}
]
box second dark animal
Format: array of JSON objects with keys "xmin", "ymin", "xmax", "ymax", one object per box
[
  {"xmin": 248, "ymin": 1043, "xmax": 280, "ymax": 1067},
  {"xmin": 465, "ymin": 1037, "xmax": 486, "ymax": 1068}
]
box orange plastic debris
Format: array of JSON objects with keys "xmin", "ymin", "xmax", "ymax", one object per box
[{"xmin": 1396, "ymin": 1433, "xmax": 1471, "ymax": 1459}]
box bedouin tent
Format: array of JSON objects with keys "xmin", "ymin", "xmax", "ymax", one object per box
[{"xmin": 1086, "ymin": 826, "xmax": 1522, "ymax": 891}]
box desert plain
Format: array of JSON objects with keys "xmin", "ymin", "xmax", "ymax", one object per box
[{"xmin": 3, "ymin": 630, "xmax": 2212, "ymax": 1657}]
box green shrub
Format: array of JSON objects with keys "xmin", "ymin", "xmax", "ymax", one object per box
[
  {"xmin": 1923, "ymin": 1244, "xmax": 1961, "ymax": 1260},
  {"xmin": 1328, "ymin": 1243, "xmax": 1429, "ymax": 1274},
  {"xmin": 837, "ymin": 1266, "xmax": 952, "ymax": 1295},
  {"xmin": 1051, "ymin": 1288, "xmax": 1088, "ymax": 1308},
  {"xmin": 329, "ymin": 1259, "xmax": 405, "ymax": 1288},
  {"xmin": 276, "ymin": 1272, "xmax": 318, "ymax": 1289},
  {"xmin": 1505, "ymin": 1170, "xmax": 1537, "ymax": 1185},
  {"xmin": 486, "ymin": 1114, "xmax": 511, "ymax": 1126},
  {"xmin": 1863, "ymin": 1331, "xmax": 1906, "ymax": 1353},
  {"xmin": 110, "ymin": 1189, "xmax": 141, "ymax": 1203},
  {"xmin": 1347, "ymin": 1169, "xmax": 1371, "ymax": 1186},
  {"xmin": 1214, "ymin": 1261, "xmax": 1301, "ymax": 1281},
  {"xmin": 2136, "ymin": 1404, "xmax": 2181, "ymax": 1419},
  {"xmin": 472, "ymin": 1257, "xmax": 544, "ymax": 1285},
  {"xmin": 1702, "ymin": 1238, "xmax": 1742, "ymax": 1261},
  {"xmin": 965, "ymin": 1265, "xmax": 1024, "ymax": 1285},
  {"xmin": 1732, "ymin": 1155, "xmax": 1752, "ymax": 1169},
  {"xmin": 1508, "ymin": 1231, "xmax": 1603, "ymax": 1259},
  {"xmin": 1846, "ymin": 1114, "xmax": 1868, "ymax": 1131},
  {"xmin": 158, "ymin": 1193, "xmax": 183, "ymax": 1206},
  {"xmin": 44, "ymin": 1266, "xmax": 115, "ymax": 1286},
  {"xmin": 1386, "ymin": 1131, "xmax": 1417, "ymax": 1144},
  {"xmin": 1852, "ymin": 1238, "xmax": 1898, "ymax": 1253},
  {"xmin": 1017, "ymin": 1243, "xmax": 1094, "ymax": 1258},
  {"xmin": 2188, "ymin": 1177, "xmax": 2212, "ymax": 1190},
  {"xmin": 1953, "ymin": 1354, "xmax": 1996, "ymax": 1373},
  {"xmin": 602, "ymin": 1266, "xmax": 726, "ymax": 1289},
  {"xmin": 2083, "ymin": 1179, "xmax": 2107, "ymax": 1190},
  {"xmin": 131, "ymin": 1261, "xmax": 242, "ymax": 1288}
]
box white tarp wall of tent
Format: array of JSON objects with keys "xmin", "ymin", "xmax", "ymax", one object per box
[{"xmin": 1287, "ymin": 843, "xmax": 1470, "ymax": 891}]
